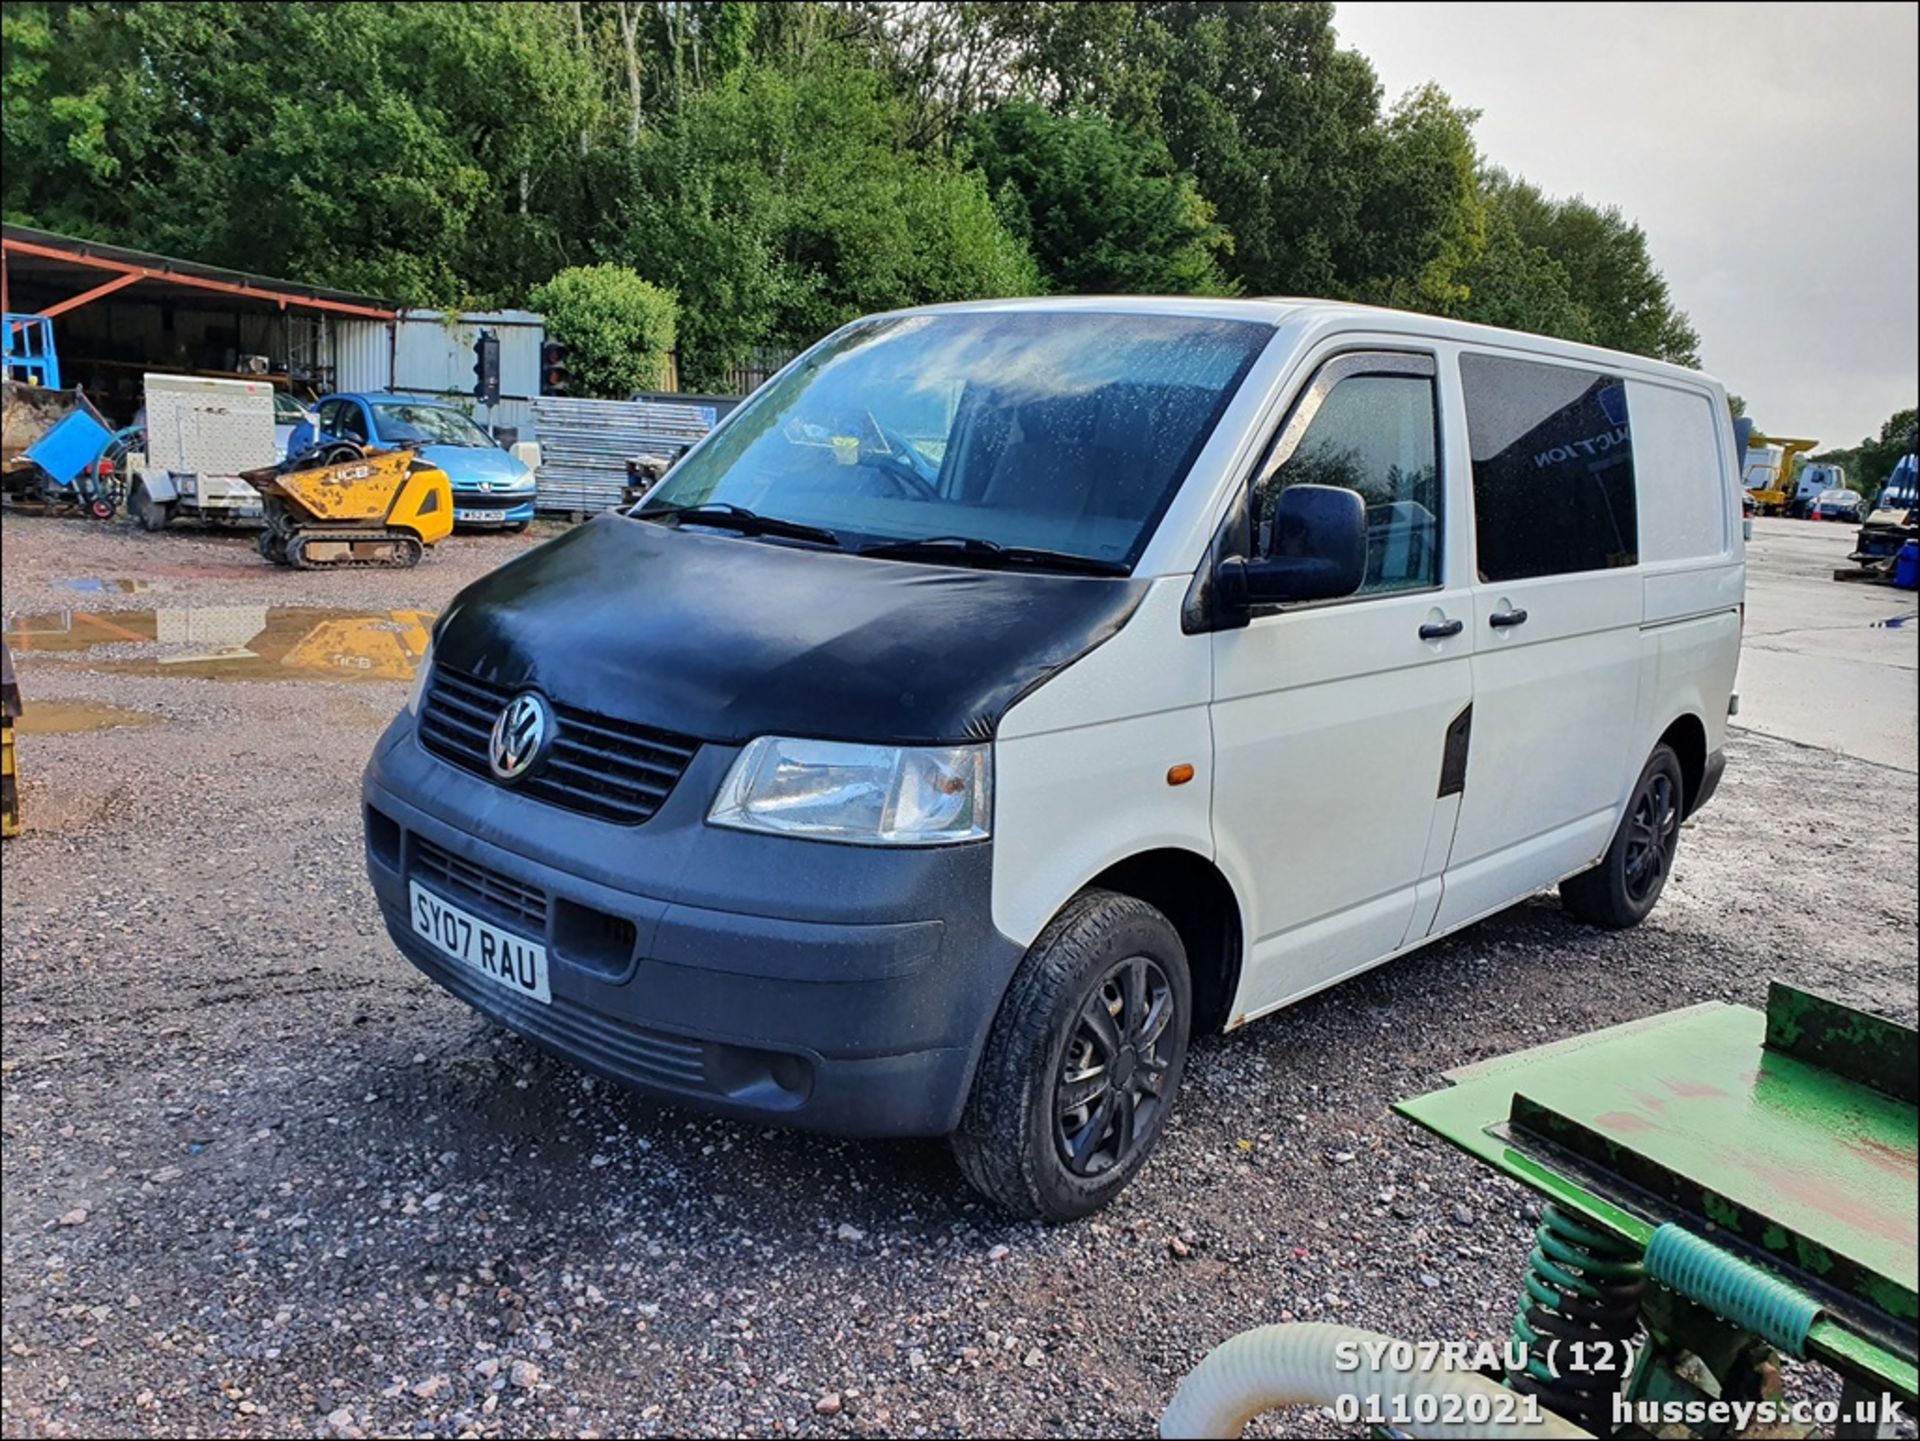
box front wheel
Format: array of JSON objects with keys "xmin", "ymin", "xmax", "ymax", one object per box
[
  {"xmin": 952, "ymin": 890, "xmax": 1190, "ymax": 1222},
  {"xmin": 1560, "ymin": 744, "xmax": 1684, "ymax": 929}
]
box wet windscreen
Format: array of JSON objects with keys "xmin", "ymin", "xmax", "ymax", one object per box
[
  {"xmin": 371, "ymin": 402, "xmax": 493, "ymax": 448},
  {"xmin": 639, "ymin": 312, "xmax": 1273, "ymax": 568}
]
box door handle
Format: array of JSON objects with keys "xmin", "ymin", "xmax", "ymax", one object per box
[
  {"xmin": 1418, "ymin": 618, "xmax": 1464, "ymax": 640},
  {"xmin": 1489, "ymin": 608, "xmax": 1530, "ymax": 629}
]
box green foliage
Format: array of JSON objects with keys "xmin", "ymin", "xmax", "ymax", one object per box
[
  {"xmin": 611, "ymin": 56, "xmax": 1039, "ymax": 388},
  {"xmin": 965, "ymin": 101, "xmax": 1232, "ymax": 295},
  {"xmin": 1, "ymin": 0, "xmax": 1708, "ymax": 381},
  {"xmin": 1469, "ymin": 172, "xmax": 1700, "ymax": 364},
  {"xmin": 527, "ymin": 264, "xmax": 678, "ymax": 397},
  {"xmin": 2, "ymin": 1, "xmax": 597, "ymax": 307}
]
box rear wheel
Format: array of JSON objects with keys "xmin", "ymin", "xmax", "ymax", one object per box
[
  {"xmin": 952, "ymin": 890, "xmax": 1190, "ymax": 1222},
  {"xmin": 1561, "ymin": 744, "xmax": 1684, "ymax": 929}
]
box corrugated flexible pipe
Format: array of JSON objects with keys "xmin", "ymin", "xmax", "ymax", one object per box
[{"xmin": 1159, "ymin": 1323, "xmax": 1593, "ymax": 1439}]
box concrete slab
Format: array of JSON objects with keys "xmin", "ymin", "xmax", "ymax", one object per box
[{"xmin": 1736, "ymin": 517, "xmax": 1917, "ymax": 772}]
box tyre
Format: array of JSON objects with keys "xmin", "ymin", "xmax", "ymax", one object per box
[
  {"xmin": 1561, "ymin": 744, "xmax": 1684, "ymax": 929},
  {"xmin": 129, "ymin": 478, "xmax": 172, "ymax": 533},
  {"xmin": 952, "ymin": 889, "xmax": 1191, "ymax": 1222}
]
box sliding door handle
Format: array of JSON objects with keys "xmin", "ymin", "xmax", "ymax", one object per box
[{"xmin": 1489, "ymin": 608, "xmax": 1530, "ymax": 629}]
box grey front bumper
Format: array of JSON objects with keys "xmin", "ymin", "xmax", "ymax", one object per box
[{"xmin": 362, "ymin": 715, "xmax": 1024, "ymax": 1137}]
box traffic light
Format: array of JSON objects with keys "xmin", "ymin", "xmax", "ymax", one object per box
[
  {"xmin": 540, "ymin": 339, "xmax": 571, "ymax": 397},
  {"xmin": 472, "ymin": 329, "xmax": 501, "ymax": 407}
]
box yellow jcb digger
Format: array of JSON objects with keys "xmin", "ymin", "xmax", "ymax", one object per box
[{"xmin": 245, "ymin": 442, "xmax": 453, "ymax": 569}]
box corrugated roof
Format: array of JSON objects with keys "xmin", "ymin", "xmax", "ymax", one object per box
[{"xmin": 2, "ymin": 223, "xmax": 396, "ymax": 315}]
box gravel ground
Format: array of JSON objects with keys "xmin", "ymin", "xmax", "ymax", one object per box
[{"xmin": 2, "ymin": 512, "xmax": 1915, "ymax": 1439}]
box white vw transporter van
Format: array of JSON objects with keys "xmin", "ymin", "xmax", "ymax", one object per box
[{"xmin": 364, "ymin": 299, "xmax": 1743, "ymax": 1220}]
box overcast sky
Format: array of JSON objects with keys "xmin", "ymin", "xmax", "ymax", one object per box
[{"xmin": 1335, "ymin": 1, "xmax": 1919, "ymax": 454}]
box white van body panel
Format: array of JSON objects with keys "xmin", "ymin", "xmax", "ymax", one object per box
[
  {"xmin": 992, "ymin": 580, "xmax": 1219, "ymax": 947},
  {"xmin": 940, "ymin": 296, "xmax": 1742, "ymax": 1031}
]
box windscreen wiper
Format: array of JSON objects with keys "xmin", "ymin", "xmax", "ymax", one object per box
[
  {"xmin": 856, "ymin": 535, "xmax": 1128, "ymax": 577},
  {"xmin": 638, "ymin": 502, "xmax": 842, "ymax": 549}
]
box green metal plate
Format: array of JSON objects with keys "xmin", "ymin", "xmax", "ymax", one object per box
[{"xmin": 1396, "ymin": 998, "xmax": 1918, "ymax": 1402}]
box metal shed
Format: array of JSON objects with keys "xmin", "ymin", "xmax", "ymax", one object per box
[
  {"xmin": 2, "ymin": 224, "xmax": 396, "ymax": 425},
  {"xmin": 334, "ymin": 310, "xmax": 545, "ymax": 438}
]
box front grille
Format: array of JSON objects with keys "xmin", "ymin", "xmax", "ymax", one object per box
[
  {"xmin": 451, "ymin": 491, "xmax": 528, "ymax": 511},
  {"xmin": 418, "ymin": 666, "xmax": 699, "ymax": 825},
  {"xmin": 412, "ymin": 833, "xmax": 548, "ymax": 932}
]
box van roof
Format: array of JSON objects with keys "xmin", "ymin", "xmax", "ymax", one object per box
[{"xmin": 881, "ymin": 295, "xmax": 1721, "ymax": 391}]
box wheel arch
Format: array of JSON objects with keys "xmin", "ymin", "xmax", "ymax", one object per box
[
  {"xmin": 1657, "ymin": 711, "xmax": 1709, "ymax": 817},
  {"xmin": 1080, "ymin": 847, "xmax": 1245, "ymax": 1035}
]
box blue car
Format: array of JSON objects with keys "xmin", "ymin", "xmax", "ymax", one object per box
[{"xmin": 292, "ymin": 394, "xmax": 537, "ymax": 530}]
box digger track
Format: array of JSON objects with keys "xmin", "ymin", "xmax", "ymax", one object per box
[{"xmin": 283, "ymin": 528, "xmax": 425, "ymax": 570}]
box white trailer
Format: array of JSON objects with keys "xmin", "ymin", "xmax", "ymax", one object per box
[{"xmin": 129, "ymin": 374, "xmax": 278, "ymax": 530}]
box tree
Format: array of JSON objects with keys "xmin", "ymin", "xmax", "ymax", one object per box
[
  {"xmin": 608, "ymin": 55, "xmax": 1040, "ymax": 387},
  {"xmin": 965, "ymin": 101, "xmax": 1231, "ymax": 294},
  {"xmin": 1, "ymin": 2, "xmax": 598, "ymax": 307},
  {"xmin": 527, "ymin": 264, "xmax": 677, "ymax": 397},
  {"xmin": 1138, "ymin": 1, "xmax": 1385, "ymax": 300},
  {"xmin": 3, "ymin": 1, "xmax": 1711, "ymax": 382},
  {"xmin": 1476, "ymin": 171, "xmax": 1699, "ymax": 365}
]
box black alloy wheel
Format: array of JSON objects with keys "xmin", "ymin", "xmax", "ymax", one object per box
[
  {"xmin": 1561, "ymin": 743, "xmax": 1686, "ymax": 929},
  {"xmin": 1622, "ymin": 769, "xmax": 1680, "ymax": 906},
  {"xmin": 952, "ymin": 889, "xmax": 1192, "ymax": 1221},
  {"xmin": 1055, "ymin": 954, "xmax": 1179, "ymax": 1178}
]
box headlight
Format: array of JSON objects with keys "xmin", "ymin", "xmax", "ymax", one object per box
[
  {"xmin": 406, "ymin": 640, "xmax": 434, "ymax": 715},
  {"xmin": 710, "ymin": 737, "xmax": 990, "ymax": 845}
]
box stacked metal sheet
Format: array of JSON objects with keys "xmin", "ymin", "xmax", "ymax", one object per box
[{"xmin": 530, "ymin": 396, "xmax": 721, "ymax": 513}]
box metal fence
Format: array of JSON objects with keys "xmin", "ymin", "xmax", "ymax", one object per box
[
  {"xmin": 722, "ymin": 346, "xmax": 798, "ymax": 395},
  {"xmin": 529, "ymin": 395, "xmax": 724, "ymax": 514}
]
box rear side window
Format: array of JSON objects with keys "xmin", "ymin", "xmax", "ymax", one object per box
[
  {"xmin": 1461, "ymin": 354, "xmax": 1637, "ymax": 582},
  {"xmin": 1626, "ymin": 381, "xmax": 1728, "ymax": 562}
]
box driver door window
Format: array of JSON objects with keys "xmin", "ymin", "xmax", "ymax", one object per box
[
  {"xmin": 337, "ymin": 404, "xmax": 370, "ymax": 443},
  {"xmin": 1253, "ymin": 372, "xmax": 1441, "ymax": 595}
]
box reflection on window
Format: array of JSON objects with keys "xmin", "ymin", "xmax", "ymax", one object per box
[
  {"xmin": 640, "ymin": 312, "xmax": 1272, "ymax": 567},
  {"xmin": 1258, "ymin": 373, "xmax": 1440, "ymax": 595},
  {"xmin": 1462, "ymin": 354, "xmax": 1637, "ymax": 582}
]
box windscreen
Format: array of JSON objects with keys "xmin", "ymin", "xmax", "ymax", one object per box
[
  {"xmin": 639, "ymin": 312, "xmax": 1272, "ymax": 568},
  {"xmin": 371, "ymin": 402, "xmax": 492, "ymax": 448}
]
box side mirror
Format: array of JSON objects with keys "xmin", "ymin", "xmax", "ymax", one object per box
[{"xmin": 1218, "ymin": 484, "xmax": 1367, "ymax": 607}]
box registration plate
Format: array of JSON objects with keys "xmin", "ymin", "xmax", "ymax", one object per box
[
  {"xmin": 409, "ymin": 881, "xmax": 550, "ymax": 1005},
  {"xmin": 454, "ymin": 507, "xmax": 507, "ymax": 522}
]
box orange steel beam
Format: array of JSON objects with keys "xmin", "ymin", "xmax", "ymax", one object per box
[
  {"xmin": 34, "ymin": 269, "xmax": 145, "ymax": 320},
  {"xmin": 1, "ymin": 237, "xmax": 396, "ymax": 320}
]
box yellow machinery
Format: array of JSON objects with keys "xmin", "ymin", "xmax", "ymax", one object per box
[
  {"xmin": 2, "ymin": 643, "xmax": 19, "ymax": 838},
  {"xmin": 246, "ymin": 443, "xmax": 453, "ymax": 568},
  {"xmin": 1744, "ymin": 434, "xmax": 1819, "ymax": 515}
]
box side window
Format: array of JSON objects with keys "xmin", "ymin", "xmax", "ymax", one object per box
[
  {"xmin": 316, "ymin": 400, "xmax": 345, "ymax": 436},
  {"xmin": 337, "ymin": 403, "xmax": 370, "ymax": 442},
  {"xmin": 1461, "ymin": 354, "xmax": 1637, "ymax": 582},
  {"xmin": 1256, "ymin": 371, "xmax": 1441, "ymax": 595}
]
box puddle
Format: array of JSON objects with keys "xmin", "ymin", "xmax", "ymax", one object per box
[
  {"xmin": 3, "ymin": 606, "xmax": 436, "ymax": 683},
  {"xmin": 58, "ymin": 578, "xmax": 171, "ymax": 595},
  {"xmin": 1870, "ymin": 614, "xmax": 1909, "ymax": 630},
  {"xmin": 14, "ymin": 700, "xmax": 162, "ymax": 734}
]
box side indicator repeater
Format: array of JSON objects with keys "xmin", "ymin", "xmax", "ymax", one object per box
[{"xmin": 1167, "ymin": 763, "xmax": 1195, "ymax": 787}]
